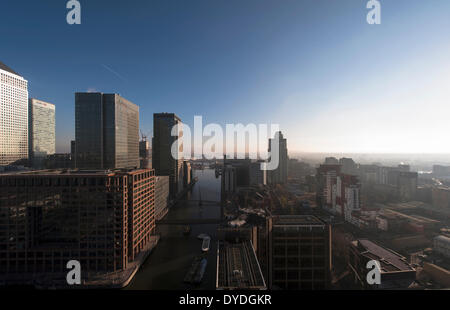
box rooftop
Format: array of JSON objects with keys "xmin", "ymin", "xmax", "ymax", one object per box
[
  {"xmin": 354, "ymin": 239, "xmax": 415, "ymax": 273},
  {"xmin": 0, "ymin": 61, "xmax": 20, "ymax": 76},
  {"xmin": 272, "ymin": 215, "xmax": 325, "ymax": 226},
  {"xmin": 216, "ymin": 240, "xmax": 266, "ymax": 290},
  {"xmin": 0, "ymin": 168, "xmax": 151, "ymax": 177}
]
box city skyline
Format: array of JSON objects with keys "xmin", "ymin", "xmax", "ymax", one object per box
[{"xmin": 1, "ymin": 1, "xmax": 450, "ymax": 154}]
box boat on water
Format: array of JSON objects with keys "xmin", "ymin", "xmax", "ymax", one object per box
[
  {"xmin": 183, "ymin": 256, "xmax": 208, "ymax": 284},
  {"xmin": 201, "ymin": 237, "xmax": 210, "ymax": 252},
  {"xmin": 193, "ymin": 258, "xmax": 207, "ymax": 284},
  {"xmin": 197, "ymin": 233, "xmax": 208, "ymax": 240},
  {"xmin": 183, "ymin": 226, "xmax": 191, "ymax": 236}
]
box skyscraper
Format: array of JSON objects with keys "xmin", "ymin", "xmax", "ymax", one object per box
[
  {"xmin": 0, "ymin": 61, "xmax": 28, "ymax": 166},
  {"xmin": 268, "ymin": 131, "xmax": 288, "ymax": 184},
  {"xmin": 28, "ymin": 98, "xmax": 55, "ymax": 168},
  {"xmin": 152, "ymin": 113, "xmax": 183, "ymax": 197},
  {"xmin": 75, "ymin": 92, "xmax": 139, "ymax": 169}
]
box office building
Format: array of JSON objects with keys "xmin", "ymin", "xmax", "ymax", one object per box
[
  {"xmin": 316, "ymin": 164, "xmax": 341, "ymax": 209},
  {"xmin": 397, "ymin": 172, "xmax": 418, "ymax": 201},
  {"xmin": 155, "ymin": 175, "xmax": 170, "ymax": 220},
  {"xmin": 152, "ymin": 113, "xmax": 183, "ymax": 197},
  {"xmin": 268, "ymin": 215, "xmax": 332, "ymax": 290},
  {"xmin": 268, "ymin": 131, "xmax": 288, "ymax": 184},
  {"xmin": 0, "ymin": 61, "xmax": 28, "ymax": 166},
  {"xmin": 432, "ymin": 187, "xmax": 450, "ymax": 209},
  {"xmin": 348, "ymin": 239, "xmax": 416, "ymax": 289},
  {"xmin": 0, "ymin": 168, "xmax": 155, "ymax": 285},
  {"xmin": 249, "ymin": 161, "xmax": 267, "ymax": 186},
  {"xmin": 75, "ymin": 92, "xmax": 139, "ymax": 170},
  {"xmin": 28, "ymin": 98, "xmax": 55, "ymax": 168},
  {"xmin": 70, "ymin": 140, "xmax": 76, "ymax": 168}
]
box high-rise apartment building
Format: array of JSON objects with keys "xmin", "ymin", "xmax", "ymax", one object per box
[
  {"xmin": 268, "ymin": 131, "xmax": 288, "ymax": 184},
  {"xmin": 0, "ymin": 168, "xmax": 155, "ymax": 285},
  {"xmin": 0, "ymin": 61, "xmax": 28, "ymax": 166},
  {"xmin": 152, "ymin": 113, "xmax": 183, "ymax": 197},
  {"xmin": 28, "ymin": 98, "xmax": 55, "ymax": 168},
  {"xmin": 75, "ymin": 92, "xmax": 139, "ymax": 170},
  {"xmin": 268, "ymin": 215, "xmax": 332, "ymax": 290}
]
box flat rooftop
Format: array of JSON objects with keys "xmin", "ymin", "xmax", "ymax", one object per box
[
  {"xmin": 0, "ymin": 169, "xmax": 151, "ymax": 177},
  {"xmin": 354, "ymin": 239, "xmax": 415, "ymax": 273},
  {"xmin": 272, "ymin": 215, "xmax": 325, "ymax": 226},
  {"xmin": 216, "ymin": 240, "xmax": 266, "ymax": 290}
]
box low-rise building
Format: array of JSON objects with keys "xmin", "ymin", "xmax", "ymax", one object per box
[{"xmin": 348, "ymin": 239, "xmax": 416, "ymax": 289}]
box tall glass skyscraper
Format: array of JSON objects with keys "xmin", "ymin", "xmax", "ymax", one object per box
[
  {"xmin": 0, "ymin": 61, "xmax": 28, "ymax": 167},
  {"xmin": 152, "ymin": 113, "xmax": 183, "ymax": 198},
  {"xmin": 28, "ymin": 98, "xmax": 55, "ymax": 168},
  {"xmin": 75, "ymin": 92, "xmax": 139, "ymax": 169},
  {"xmin": 268, "ymin": 131, "xmax": 288, "ymax": 184}
]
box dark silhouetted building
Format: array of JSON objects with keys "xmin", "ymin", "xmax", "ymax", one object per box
[
  {"xmin": 75, "ymin": 92, "xmax": 139, "ymax": 170},
  {"xmin": 268, "ymin": 215, "xmax": 331, "ymax": 290},
  {"xmin": 152, "ymin": 113, "xmax": 183, "ymax": 197},
  {"xmin": 0, "ymin": 168, "xmax": 155, "ymax": 286},
  {"xmin": 268, "ymin": 131, "xmax": 288, "ymax": 184}
]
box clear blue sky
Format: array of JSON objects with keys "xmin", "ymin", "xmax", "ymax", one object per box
[{"xmin": 1, "ymin": 0, "xmax": 449, "ymax": 153}]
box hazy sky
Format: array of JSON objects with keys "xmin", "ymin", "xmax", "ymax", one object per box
[{"xmin": 1, "ymin": 0, "xmax": 449, "ymax": 153}]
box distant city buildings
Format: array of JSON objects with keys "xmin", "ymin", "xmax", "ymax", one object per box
[
  {"xmin": 249, "ymin": 161, "xmax": 267, "ymax": 186},
  {"xmin": 0, "ymin": 61, "xmax": 28, "ymax": 167},
  {"xmin": 75, "ymin": 92, "xmax": 139, "ymax": 170},
  {"xmin": 433, "ymin": 165, "xmax": 450, "ymax": 177},
  {"xmin": 28, "ymin": 98, "xmax": 55, "ymax": 168},
  {"xmin": 268, "ymin": 131, "xmax": 288, "ymax": 184},
  {"xmin": 152, "ymin": 113, "xmax": 183, "ymax": 198},
  {"xmin": 433, "ymin": 235, "xmax": 450, "ymax": 259},
  {"xmin": 432, "ymin": 187, "xmax": 450, "ymax": 209},
  {"xmin": 139, "ymin": 138, "xmax": 151, "ymax": 169}
]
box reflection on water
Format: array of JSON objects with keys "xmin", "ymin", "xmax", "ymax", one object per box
[{"xmin": 126, "ymin": 169, "xmax": 221, "ymax": 290}]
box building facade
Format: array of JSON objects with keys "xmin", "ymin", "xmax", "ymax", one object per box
[
  {"xmin": 268, "ymin": 215, "xmax": 332, "ymax": 290},
  {"xmin": 0, "ymin": 61, "xmax": 29, "ymax": 167},
  {"xmin": 28, "ymin": 98, "xmax": 55, "ymax": 168},
  {"xmin": 348, "ymin": 239, "xmax": 416, "ymax": 289},
  {"xmin": 152, "ymin": 113, "xmax": 183, "ymax": 197},
  {"xmin": 75, "ymin": 92, "xmax": 139, "ymax": 170},
  {"xmin": 139, "ymin": 139, "xmax": 151, "ymax": 169},
  {"xmin": 0, "ymin": 168, "xmax": 155, "ymax": 285},
  {"xmin": 268, "ymin": 131, "xmax": 288, "ymax": 184},
  {"xmin": 154, "ymin": 175, "xmax": 170, "ymax": 220}
]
